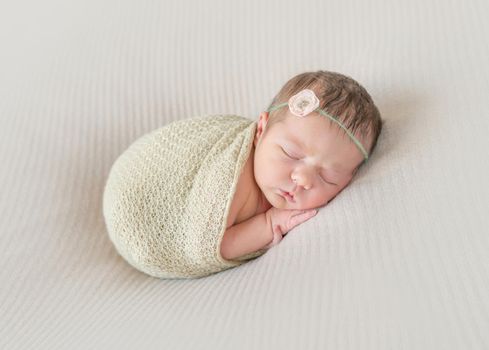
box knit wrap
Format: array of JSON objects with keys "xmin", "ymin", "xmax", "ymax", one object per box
[{"xmin": 102, "ymin": 115, "xmax": 267, "ymax": 279}]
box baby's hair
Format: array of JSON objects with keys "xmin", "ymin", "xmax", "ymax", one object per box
[{"xmin": 265, "ymin": 70, "xmax": 384, "ymax": 168}]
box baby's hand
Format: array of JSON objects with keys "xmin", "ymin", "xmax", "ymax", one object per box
[{"xmin": 264, "ymin": 207, "xmax": 318, "ymax": 249}]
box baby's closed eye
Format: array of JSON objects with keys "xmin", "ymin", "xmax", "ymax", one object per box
[
  {"xmin": 280, "ymin": 147, "xmax": 338, "ymax": 186},
  {"xmin": 281, "ymin": 147, "xmax": 299, "ymax": 160}
]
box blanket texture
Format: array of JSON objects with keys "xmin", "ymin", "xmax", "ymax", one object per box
[{"xmin": 102, "ymin": 115, "xmax": 267, "ymax": 279}]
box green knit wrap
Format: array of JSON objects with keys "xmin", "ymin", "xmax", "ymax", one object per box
[{"xmin": 102, "ymin": 115, "xmax": 267, "ymax": 279}]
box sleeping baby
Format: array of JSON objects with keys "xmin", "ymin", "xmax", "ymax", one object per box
[
  {"xmin": 220, "ymin": 70, "xmax": 383, "ymax": 260},
  {"xmin": 103, "ymin": 70, "xmax": 383, "ymax": 279}
]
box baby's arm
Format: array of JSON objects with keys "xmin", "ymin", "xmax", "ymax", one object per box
[{"xmin": 220, "ymin": 213, "xmax": 273, "ymax": 260}]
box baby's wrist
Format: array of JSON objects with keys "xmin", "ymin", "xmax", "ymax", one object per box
[
  {"xmin": 264, "ymin": 211, "xmax": 280, "ymax": 249},
  {"xmin": 264, "ymin": 211, "xmax": 274, "ymax": 240},
  {"xmin": 265, "ymin": 231, "xmax": 283, "ymax": 249}
]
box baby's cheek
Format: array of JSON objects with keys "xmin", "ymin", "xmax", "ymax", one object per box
[{"xmin": 255, "ymin": 165, "xmax": 272, "ymax": 184}]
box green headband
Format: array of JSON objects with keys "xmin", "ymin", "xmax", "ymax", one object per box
[{"xmin": 267, "ymin": 89, "xmax": 369, "ymax": 161}]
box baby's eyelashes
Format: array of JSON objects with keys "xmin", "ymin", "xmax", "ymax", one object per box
[
  {"xmin": 281, "ymin": 147, "xmax": 300, "ymax": 160},
  {"xmin": 280, "ymin": 146, "xmax": 338, "ymax": 186}
]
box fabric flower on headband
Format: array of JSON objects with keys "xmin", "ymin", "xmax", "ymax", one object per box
[{"xmin": 288, "ymin": 89, "xmax": 320, "ymax": 117}]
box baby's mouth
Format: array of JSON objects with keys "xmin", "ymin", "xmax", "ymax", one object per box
[{"xmin": 280, "ymin": 189, "xmax": 296, "ymax": 202}]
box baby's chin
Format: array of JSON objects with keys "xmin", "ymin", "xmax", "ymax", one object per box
[{"xmin": 258, "ymin": 190, "xmax": 276, "ymax": 211}]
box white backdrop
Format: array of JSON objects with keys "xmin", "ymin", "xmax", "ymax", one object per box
[{"xmin": 1, "ymin": 0, "xmax": 488, "ymax": 349}]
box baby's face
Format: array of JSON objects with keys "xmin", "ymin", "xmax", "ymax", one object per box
[{"xmin": 253, "ymin": 111, "xmax": 368, "ymax": 210}]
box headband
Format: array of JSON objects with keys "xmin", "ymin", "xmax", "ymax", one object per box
[{"xmin": 266, "ymin": 89, "xmax": 369, "ymax": 161}]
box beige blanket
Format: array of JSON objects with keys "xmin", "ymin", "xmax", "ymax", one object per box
[{"xmin": 103, "ymin": 115, "xmax": 267, "ymax": 279}]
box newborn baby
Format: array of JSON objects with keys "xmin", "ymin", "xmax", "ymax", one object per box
[
  {"xmin": 103, "ymin": 70, "xmax": 383, "ymax": 279},
  {"xmin": 220, "ymin": 70, "xmax": 383, "ymax": 260}
]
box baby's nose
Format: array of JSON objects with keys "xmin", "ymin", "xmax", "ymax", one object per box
[{"xmin": 292, "ymin": 174, "xmax": 312, "ymax": 190}]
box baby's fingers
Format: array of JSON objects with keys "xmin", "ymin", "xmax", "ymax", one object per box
[{"xmin": 288, "ymin": 209, "xmax": 318, "ymax": 228}]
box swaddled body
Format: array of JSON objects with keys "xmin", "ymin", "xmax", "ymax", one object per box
[{"xmin": 103, "ymin": 115, "xmax": 266, "ymax": 279}]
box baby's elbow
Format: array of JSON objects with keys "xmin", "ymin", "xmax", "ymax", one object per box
[{"xmin": 220, "ymin": 229, "xmax": 233, "ymax": 260}]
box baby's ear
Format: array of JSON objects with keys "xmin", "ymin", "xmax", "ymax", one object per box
[
  {"xmin": 258, "ymin": 111, "xmax": 269, "ymax": 127},
  {"xmin": 254, "ymin": 112, "xmax": 269, "ymax": 146}
]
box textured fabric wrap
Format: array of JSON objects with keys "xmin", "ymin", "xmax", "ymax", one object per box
[{"xmin": 102, "ymin": 115, "xmax": 267, "ymax": 279}]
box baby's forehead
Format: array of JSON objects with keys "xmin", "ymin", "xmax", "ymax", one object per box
[
  {"xmin": 272, "ymin": 116, "xmax": 365, "ymax": 169},
  {"xmin": 281, "ymin": 112, "xmax": 369, "ymax": 147},
  {"xmin": 276, "ymin": 115, "xmax": 339, "ymax": 141}
]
